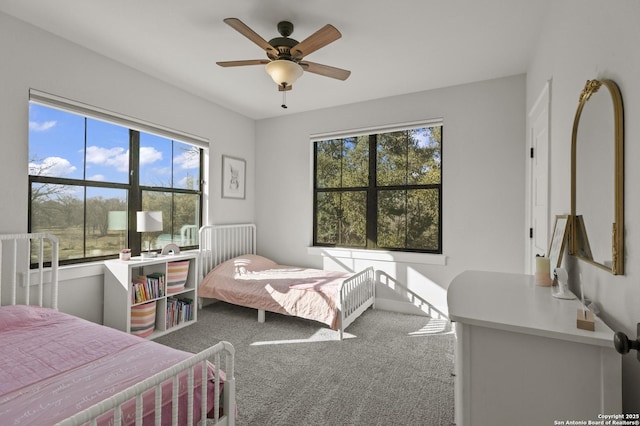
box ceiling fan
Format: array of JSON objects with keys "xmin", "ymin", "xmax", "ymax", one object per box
[{"xmin": 217, "ymin": 18, "xmax": 351, "ymax": 108}]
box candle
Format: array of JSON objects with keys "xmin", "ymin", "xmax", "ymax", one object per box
[{"xmin": 535, "ymin": 256, "xmax": 552, "ymax": 286}]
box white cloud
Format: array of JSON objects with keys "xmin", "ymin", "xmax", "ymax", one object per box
[
  {"xmin": 174, "ymin": 149, "xmax": 199, "ymax": 170},
  {"xmin": 29, "ymin": 120, "xmax": 57, "ymax": 132},
  {"xmin": 140, "ymin": 146, "xmax": 163, "ymax": 166},
  {"xmin": 29, "ymin": 157, "xmax": 76, "ymax": 176},
  {"xmin": 85, "ymin": 146, "xmax": 129, "ymax": 172},
  {"xmin": 88, "ymin": 174, "xmax": 106, "ymax": 181},
  {"xmin": 177, "ymin": 176, "xmax": 197, "ymax": 188},
  {"xmin": 153, "ymin": 166, "xmax": 171, "ymax": 176}
]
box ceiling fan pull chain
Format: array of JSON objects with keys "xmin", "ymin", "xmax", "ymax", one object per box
[{"xmin": 281, "ymin": 84, "xmax": 288, "ymax": 108}]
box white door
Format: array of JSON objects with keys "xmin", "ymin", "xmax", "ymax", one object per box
[{"xmin": 525, "ymin": 81, "xmax": 550, "ymax": 274}]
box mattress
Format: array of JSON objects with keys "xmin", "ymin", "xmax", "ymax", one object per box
[
  {"xmin": 0, "ymin": 305, "xmax": 217, "ymax": 425},
  {"xmin": 199, "ymin": 254, "xmax": 352, "ymax": 329}
]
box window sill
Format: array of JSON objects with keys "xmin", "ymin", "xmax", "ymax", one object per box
[
  {"xmin": 29, "ymin": 250, "xmax": 201, "ymax": 285},
  {"xmin": 307, "ymin": 246, "xmax": 446, "ymax": 265},
  {"xmin": 26, "ymin": 261, "xmax": 104, "ymax": 287},
  {"xmin": 57, "ymin": 261, "xmax": 105, "ymax": 280}
]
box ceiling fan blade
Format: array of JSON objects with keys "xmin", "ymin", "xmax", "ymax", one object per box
[
  {"xmin": 223, "ymin": 18, "xmax": 278, "ymax": 56},
  {"xmin": 291, "ymin": 24, "xmax": 341, "ymax": 59},
  {"xmin": 300, "ymin": 61, "xmax": 351, "ymax": 81},
  {"xmin": 217, "ymin": 59, "xmax": 270, "ymax": 67}
]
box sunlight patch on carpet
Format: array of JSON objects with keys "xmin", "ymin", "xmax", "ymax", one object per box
[
  {"xmin": 408, "ymin": 318, "xmax": 453, "ymax": 336},
  {"xmin": 250, "ymin": 328, "xmax": 356, "ymax": 345}
]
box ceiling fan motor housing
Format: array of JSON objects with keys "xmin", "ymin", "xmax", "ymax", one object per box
[
  {"xmin": 268, "ymin": 22, "xmax": 299, "ymax": 61},
  {"xmin": 277, "ymin": 21, "xmax": 294, "ymax": 37}
]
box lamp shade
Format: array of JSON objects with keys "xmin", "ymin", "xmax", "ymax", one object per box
[
  {"xmin": 265, "ymin": 60, "xmax": 303, "ymax": 86},
  {"xmin": 107, "ymin": 211, "xmax": 127, "ymax": 231},
  {"xmin": 136, "ymin": 211, "xmax": 163, "ymax": 233}
]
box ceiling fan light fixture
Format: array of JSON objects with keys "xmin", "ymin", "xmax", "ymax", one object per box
[{"xmin": 265, "ymin": 60, "xmax": 303, "ymax": 87}]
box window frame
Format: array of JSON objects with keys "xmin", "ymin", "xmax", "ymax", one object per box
[
  {"xmin": 27, "ymin": 91, "xmax": 207, "ymax": 265},
  {"xmin": 312, "ymin": 120, "xmax": 443, "ymax": 254}
]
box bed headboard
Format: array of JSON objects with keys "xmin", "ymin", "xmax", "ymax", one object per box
[
  {"xmin": 199, "ymin": 224, "xmax": 256, "ymax": 279},
  {"xmin": 0, "ymin": 233, "xmax": 59, "ymax": 309}
]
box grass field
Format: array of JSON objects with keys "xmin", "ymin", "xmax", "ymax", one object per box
[{"xmin": 34, "ymin": 226, "xmax": 127, "ymax": 260}]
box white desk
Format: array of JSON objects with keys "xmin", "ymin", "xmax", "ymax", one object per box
[{"xmin": 447, "ymin": 270, "xmax": 621, "ymax": 426}]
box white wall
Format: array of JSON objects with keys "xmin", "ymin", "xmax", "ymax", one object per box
[
  {"xmin": 527, "ymin": 0, "xmax": 640, "ymax": 412},
  {"xmin": 255, "ymin": 74, "xmax": 526, "ymax": 316},
  {"xmin": 7, "ymin": 1, "xmax": 636, "ymax": 413},
  {"xmin": 0, "ymin": 12, "xmax": 255, "ymax": 322}
]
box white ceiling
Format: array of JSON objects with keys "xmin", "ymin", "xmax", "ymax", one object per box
[{"xmin": 0, "ymin": 0, "xmax": 551, "ymax": 120}]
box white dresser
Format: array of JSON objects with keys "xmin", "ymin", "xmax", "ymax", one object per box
[{"xmin": 447, "ymin": 270, "xmax": 621, "ymax": 426}]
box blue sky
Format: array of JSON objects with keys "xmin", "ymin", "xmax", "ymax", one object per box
[{"xmin": 28, "ymin": 103, "xmax": 200, "ymax": 195}]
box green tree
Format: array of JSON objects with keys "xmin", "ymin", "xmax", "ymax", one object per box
[{"xmin": 315, "ymin": 126, "xmax": 442, "ymax": 252}]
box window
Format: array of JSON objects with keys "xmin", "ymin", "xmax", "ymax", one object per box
[
  {"xmin": 313, "ymin": 122, "xmax": 442, "ymax": 253},
  {"xmin": 28, "ymin": 98, "xmax": 204, "ymax": 264}
]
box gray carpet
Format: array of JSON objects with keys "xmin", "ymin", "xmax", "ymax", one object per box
[{"xmin": 155, "ymin": 302, "xmax": 455, "ymax": 426}]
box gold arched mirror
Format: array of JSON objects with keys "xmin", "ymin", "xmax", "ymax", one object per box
[{"xmin": 570, "ymin": 79, "xmax": 624, "ymax": 274}]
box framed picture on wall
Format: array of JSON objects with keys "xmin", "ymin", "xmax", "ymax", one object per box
[
  {"xmin": 548, "ymin": 214, "xmax": 570, "ymax": 269},
  {"xmin": 221, "ymin": 155, "xmax": 246, "ymax": 199}
]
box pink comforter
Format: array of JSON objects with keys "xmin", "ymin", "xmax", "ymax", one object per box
[
  {"xmin": 0, "ymin": 305, "xmax": 217, "ymax": 425},
  {"xmin": 198, "ymin": 254, "xmax": 352, "ymax": 329}
]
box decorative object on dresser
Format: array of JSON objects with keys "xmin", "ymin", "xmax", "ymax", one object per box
[
  {"xmin": 548, "ymin": 214, "xmax": 570, "ymax": 271},
  {"xmin": 198, "ymin": 223, "xmax": 375, "ymax": 340},
  {"xmin": 551, "ymin": 267, "xmax": 575, "ymax": 300},
  {"xmin": 0, "ymin": 233, "xmax": 235, "ymax": 425},
  {"xmin": 119, "ymin": 248, "xmax": 132, "ymax": 261},
  {"xmin": 576, "ymin": 278, "xmax": 594, "ymax": 330},
  {"xmin": 534, "ymin": 254, "xmax": 552, "ymax": 286},
  {"xmin": 161, "ymin": 242, "xmax": 181, "ymax": 255},
  {"xmin": 104, "ymin": 252, "xmax": 198, "ymax": 339},
  {"xmin": 136, "ymin": 210, "xmax": 163, "ymax": 258}
]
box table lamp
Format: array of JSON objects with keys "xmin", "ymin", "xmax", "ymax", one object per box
[
  {"xmin": 108, "ymin": 210, "xmax": 127, "ymax": 247},
  {"xmin": 137, "ymin": 211, "xmax": 162, "ymax": 258}
]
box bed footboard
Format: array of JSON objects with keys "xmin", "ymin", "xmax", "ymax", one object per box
[
  {"xmin": 55, "ymin": 341, "xmax": 236, "ymax": 426},
  {"xmin": 339, "ymin": 266, "xmax": 375, "ymax": 340}
]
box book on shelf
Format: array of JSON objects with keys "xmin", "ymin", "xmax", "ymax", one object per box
[
  {"xmin": 146, "ymin": 272, "xmax": 165, "ymax": 298},
  {"xmin": 131, "ymin": 272, "xmax": 166, "ymax": 304},
  {"xmin": 166, "ymin": 297, "xmax": 194, "ymax": 328}
]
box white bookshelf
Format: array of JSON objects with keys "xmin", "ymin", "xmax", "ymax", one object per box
[{"xmin": 103, "ymin": 252, "xmax": 198, "ymax": 339}]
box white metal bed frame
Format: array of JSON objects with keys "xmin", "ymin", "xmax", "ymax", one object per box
[
  {"xmin": 198, "ymin": 224, "xmax": 376, "ymax": 340},
  {"xmin": 0, "ymin": 233, "xmax": 236, "ymax": 426},
  {"xmin": 0, "ymin": 232, "xmax": 59, "ymax": 308}
]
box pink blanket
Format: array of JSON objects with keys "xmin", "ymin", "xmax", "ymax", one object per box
[
  {"xmin": 0, "ymin": 305, "xmax": 217, "ymax": 425},
  {"xmin": 198, "ymin": 254, "xmax": 352, "ymax": 329}
]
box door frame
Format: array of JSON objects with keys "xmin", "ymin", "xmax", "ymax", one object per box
[{"xmin": 525, "ymin": 79, "xmax": 551, "ymax": 274}]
